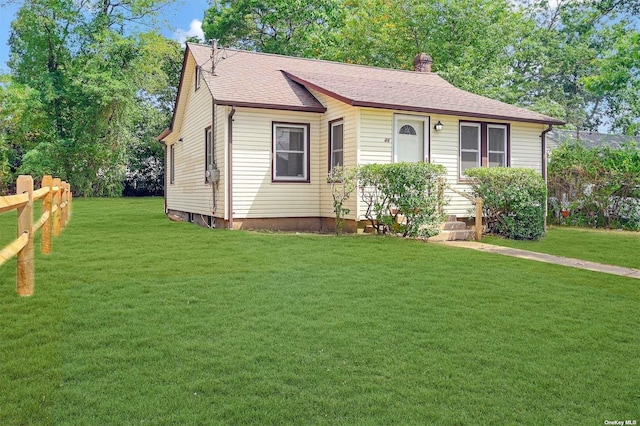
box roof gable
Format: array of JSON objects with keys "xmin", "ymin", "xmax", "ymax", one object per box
[
  {"xmin": 182, "ymin": 43, "xmax": 564, "ymax": 126},
  {"xmin": 190, "ymin": 44, "xmax": 326, "ymax": 112},
  {"xmin": 283, "ymin": 70, "xmax": 561, "ymax": 124}
]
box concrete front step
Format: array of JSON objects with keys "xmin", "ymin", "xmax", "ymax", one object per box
[
  {"xmin": 433, "ymin": 215, "xmax": 475, "ymax": 241},
  {"xmin": 440, "ymin": 221, "xmax": 467, "ymax": 230},
  {"xmin": 429, "ymin": 229, "xmax": 476, "ymax": 241},
  {"xmin": 364, "ymin": 214, "xmax": 476, "ymax": 241}
]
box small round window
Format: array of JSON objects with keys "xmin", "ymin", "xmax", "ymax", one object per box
[{"xmin": 399, "ymin": 125, "xmax": 417, "ymax": 135}]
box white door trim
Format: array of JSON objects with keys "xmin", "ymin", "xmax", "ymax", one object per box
[{"xmin": 393, "ymin": 113, "xmax": 430, "ymax": 163}]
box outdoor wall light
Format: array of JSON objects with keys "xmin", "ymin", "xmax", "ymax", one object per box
[{"xmin": 433, "ymin": 121, "xmax": 443, "ymax": 131}]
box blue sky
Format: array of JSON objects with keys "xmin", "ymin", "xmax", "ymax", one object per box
[{"xmin": 0, "ymin": 0, "xmax": 210, "ymax": 74}]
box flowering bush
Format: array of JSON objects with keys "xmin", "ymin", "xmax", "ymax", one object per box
[{"xmin": 465, "ymin": 167, "xmax": 546, "ymax": 240}]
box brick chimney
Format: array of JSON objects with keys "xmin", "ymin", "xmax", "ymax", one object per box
[{"xmin": 413, "ymin": 53, "xmax": 433, "ymax": 73}]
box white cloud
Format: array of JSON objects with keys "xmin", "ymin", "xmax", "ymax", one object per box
[{"xmin": 175, "ymin": 19, "xmax": 205, "ymax": 44}]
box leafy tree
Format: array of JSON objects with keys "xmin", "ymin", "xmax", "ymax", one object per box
[
  {"xmin": 202, "ymin": 0, "xmax": 640, "ymax": 135},
  {"xmin": 123, "ymin": 98, "xmax": 171, "ymax": 196},
  {"xmin": 0, "ymin": 74, "xmax": 54, "ymax": 191},
  {"xmin": 202, "ymin": 0, "xmax": 343, "ymax": 57},
  {"xmin": 4, "ymin": 0, "xmax": 181, "ymax": 196},
  {"xmin": 513, "ymin": 0, "xmax": 640, "ymax": 133}
]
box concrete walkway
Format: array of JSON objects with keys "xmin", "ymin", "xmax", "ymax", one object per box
[{"xmin": 441, "ymin": 240, "xmax": 640, "ymax": 280}]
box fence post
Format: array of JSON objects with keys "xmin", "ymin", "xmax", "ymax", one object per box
[
  {"xmin": 16, "ymin": 175, "xmax": 34, "ymax": 296},
  {"xmin": 53, "ymin": 178, "xmax": 62, "ymax": 237},
  {"xmin": 42, "ymin": 175, "xmax": 53, "ymax": 254},
  {"xmin": 65, "ymin": 182, "xmax": 71, "ymax": 226},
  {"xmin": 475, "ymin": 197, "xmax": 483, "ymax": 242},
  {"xmin": 68, "ymin": 184, "xmax": 72, "ymax": 219},
  {"xmin": 60, "ymin": 181, "xmax": 67, "ymax": 231}
]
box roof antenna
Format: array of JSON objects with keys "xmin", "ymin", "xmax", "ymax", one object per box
[{"xmin": 210, "ymin": 39, "xmax": 218, "ymax": 75}]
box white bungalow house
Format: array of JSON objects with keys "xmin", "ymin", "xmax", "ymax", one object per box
[{"xmin": 158, "ymin": 43, "xmax": 564, "ymax": 231}]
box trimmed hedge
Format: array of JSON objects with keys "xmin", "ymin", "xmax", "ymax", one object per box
[
  {"xmin": 359, "ymin": 162, "xmax": 446, "ymax": 238},
  {"xmin": 465, "ymin": 167, "xmax": 547, "ymax": 240}
]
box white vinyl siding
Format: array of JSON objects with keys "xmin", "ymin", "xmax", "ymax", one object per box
[
  {"xmin": 510, "ymin": 122, "xmax": 546, "ymax": 171},
  {"xmin": 165, "ymin": 53, "xmax": 222, "ymax": 218},
  {"xmin": 307, "ymin": 89, "xmax": 358, "ymax": 220},
  {"xmin": 359, "ymin": 108, "xmax": 393, "ymax": 165},
  {"xmin": 230, "ymin": 108, "xmax": 321, "ymax": 218}
]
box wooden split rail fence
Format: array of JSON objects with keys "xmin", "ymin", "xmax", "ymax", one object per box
[{"xmin": 0, "ymin": 175, "xmax": 72, "ymax": 296}]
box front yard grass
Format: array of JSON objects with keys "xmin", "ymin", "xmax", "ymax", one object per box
[
  {"xmin": 483, "ymin": 226, "xmax": 640, "ymax": 269},
  {"xmin": 1, "ymin": 198, "xmax": 638, "ymax": 424}
]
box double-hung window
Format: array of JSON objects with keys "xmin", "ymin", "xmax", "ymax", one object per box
[
  {"xmin": 460, "ymin": 123, "xmax": 481, "ymax": 173},
  {"xmin": 459, "ymin": 121, "xmax": 509, "ymax": 178},
  {"xmin": 487, "ymin": 125, "xmax": 507, "ymax": 167},
  {"xmin": 273, "ymin": 122, "xmax": 310, "ymax": 182},
  {"xmin": 329, "ymin": 119, "xmax": 344, "ymax": 172}
]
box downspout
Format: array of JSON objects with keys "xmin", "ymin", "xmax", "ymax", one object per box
[
  {"xmin": 160, "ymin": 140, "xmax": 168, "ymax": 214},
  {"xmin": 541, "ymin": 125, "xmax": 553, "ymax": 181},
  {"xmin": 211, "ymin": 97, "xmax": 217, "ymax": 214},
  {"xmin": 228, "ymin": 106, "xmax": 236, "ymax": 229},
  {"xmin": 541, "ymin": 125, "xmax": 553, "ymax": 231}
]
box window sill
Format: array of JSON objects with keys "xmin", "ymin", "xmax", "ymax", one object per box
[{"xmin": 272, "ymin": 178, "xmax": 310, "ymax": 184}]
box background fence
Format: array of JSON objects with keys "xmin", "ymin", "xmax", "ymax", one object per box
[{"xmin": 0, "ymin": 175, "xmax": 71, "ymax": 296}]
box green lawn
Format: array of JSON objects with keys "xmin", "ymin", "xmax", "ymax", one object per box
[
  {"xmin": 1, "ymin": 198, "xmax": 638, "ymax": 425},
  {"xmin": 483, "ymin": 226, "xmax": 640, "ymax": 270}
]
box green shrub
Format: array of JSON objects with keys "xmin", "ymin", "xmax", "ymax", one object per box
[
  {"xmin": 465, "ymin": 167, "xmax": 547, "ymax": 240},
  {"xmin": 0, "ymin": 136, "xmax": 11, "ymax": 194},
  {"xmin": 548, "ymin": 142, "xmax": 640, "ymax": 230},
  {"xmin": 359, "ymin": 162, "xmax": 447, "ymax": 238}
]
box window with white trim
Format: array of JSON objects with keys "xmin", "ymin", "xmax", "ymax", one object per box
[
  {"xmin": 459, "ymin": 121, "xmax": 509, "ymax": 178},
  {"xmin": 195, "ymin": 66, "xmax": 201, "ymax": 90},
  {"xmin": 460, "ymin": 123, "xmax": 481, "ymax": 173},
  {"xmin": 273, "ymin": 122, "xmax": 309, "ymax": 182},
  {"xmin": 488, "ymin": 125, "xmax": 507, "ymax": 167},
  {"xmin": 329, "ymin": 119, "xmax": 344, "ymax": 171}
]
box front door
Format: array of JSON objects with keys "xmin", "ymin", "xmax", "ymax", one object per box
[{"xmin": 396, "ymin": 119, "xmax": 425, "ymax": 162}]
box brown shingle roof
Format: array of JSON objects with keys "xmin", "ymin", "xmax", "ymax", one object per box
[{"xmin": 188, "ymin": 43, "xmax": 564, "ymax": 125}]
